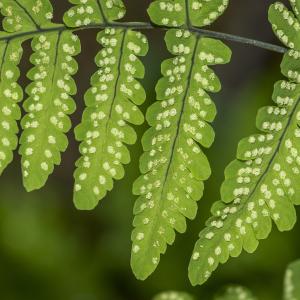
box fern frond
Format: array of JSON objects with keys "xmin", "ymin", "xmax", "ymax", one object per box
[
  {"xmin": 153, "ymin": 291, "xmax": 194, "ymax": 300},
  {"xmin": 214, "ymin": 287, "xmax": 257, "ymax": 300},
  {"xmin": 73, "ymin": 28, "xmax": 148, "ymax": 209},
  {"xmin": 284, "ymin": 260, "xmax": 300, "ymax": 300},
  {"xmin": 148, "ymin": 0, "xmax": 229, "ymax": 27},
  {"xmin": 16, "ymin": 1, "xmax": 81, "ymax": 191},
  {"xmin": 131, "ymin": 27, "xmax": 231, "ymax": 279},
  {"xmin": 188, "ymin": 1, "xmax": 300, "ymax": 286},
  {"xmin": 64, "ymin": 0, "xmax": 126, "ymax": 27},
  {"xmin": 0, "ymin": 0, "xmax": 55, "ymax": 175}
]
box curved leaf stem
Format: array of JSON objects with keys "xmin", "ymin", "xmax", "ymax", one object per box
[{"xmin": 0, "ymin": 21, "xmax": 286, "ymax": 54}]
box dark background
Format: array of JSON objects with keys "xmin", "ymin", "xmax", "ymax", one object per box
[{"xmin": 0, "ymin": 0, "xmax": 298, "ymax": 299}]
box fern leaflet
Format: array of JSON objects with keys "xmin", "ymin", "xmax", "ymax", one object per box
[
  {"xmin": 64, "ymin": 0, "xmax": 126, "ymax": 27},
  {"xmin": 214, "ymin": 287, "xmax": 257, "ymax": 300},
  {"xmin": 0, "ymin": 0, "xmax": 55, "ymax": 175},
  {"xmin": 148, "ymin": 0, "xmax": 229, "ymax": 28},
  {"xmin": 153, "ymin": 259, "xmax": 300, "ymax": 299},
  {"xmin": 131, "ymin": 0, "xmax": 231, "ymax": 280},
  {"xmin": 284, "ymin": 260, "xmax": 300, "ymax": 300},
  {"xmin": 20, "ymin": 30, "xmax": 80, "ymax": 191},
  {"xmin": 153, "ymin": 286, "xmax": 256, "ymax": 300},
  {"xmin": 66, "ymin": 0, "xmax": 149, "ymax": 209},
  {"xmin": 153, "ymin": 291, "xmax": 194, "ymax": 300},
  {"xmin": 17, "ymin": 0, "xmax": 81, "ymax": 191},
  {"xmin": 189, "ymin": 0, "xmax": 300, "ymax": 286}
]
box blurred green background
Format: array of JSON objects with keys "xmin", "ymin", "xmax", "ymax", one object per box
[{"xmin": 0, "ymin": 0, "xmax": 299, "ymax": 299}]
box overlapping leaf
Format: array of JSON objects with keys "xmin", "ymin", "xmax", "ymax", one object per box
[
  {"xmin": 19, "ymin": 30, "xmax": 80, "ymax": 191},
  {"xmin": 131, "ymin": 28, "xmax": 231, "ymax": 280},
  {"xmin": 148, "ymin": 0, "xmax": 229, "ymax": 27},
  {"xmin": 189, "ymin": 0, "xmax": 300, "ymax": 286},
  {"xmin": 73, "ymin": 28, "xmax": 148, "ymax": 209}
]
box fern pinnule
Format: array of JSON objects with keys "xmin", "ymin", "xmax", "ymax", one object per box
[
  {"xmin": 189, "ymin": 0, "xmax": 300, "ymax": 286},
  {"xmin": 19, "ymin": 30, "xmax": 81, "ymax": 191},
  {"xmin": 153, "ymin": 291, "xmax": 194, "ymax": 300},
  {"xmin": 214, "ymin": 287, "xmax": 257, "ymax": 300},
  {"xmin": 64, "ymin": 0, "xmax": 126, "ymax": 27},
  {"xmin": 284, "ymin": 260, "xmax": 300, "ymax": 300},
  {"xmin": 131, "ymin": 28, "xmax": 231, "ymax": 280},
  {"xmin": 147, "ymin": 0, "xmax": 229, "ymax": 28},
  {"xmin": 0, "ymin": 0, "xmax": 56, "ymax": 176},
  {"xmin": 64, "ymin": 0, "xmax": 150, "ymax": 209},
  {"xmin": 0, "ymin": 0, "xmax": 54, "ymax": 31},
  {"xmin": 0, "ymin": 38, "xmax": 23, "ymax": 175},
  {"xmin": 73, "ymin": 28, "xmax": 148, "ymax": 210},
  {"xmin": 130, "ymin": 0, "xmax": 232, "ymax": 280}
]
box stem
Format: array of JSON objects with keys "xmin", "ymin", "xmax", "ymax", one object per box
[
  {"xmin": 0, "ymin": 21, "xmax": 287, "ymax": 54},
  {"xmin": 189, "ymin": 27, "xmax": 287, "ymax": 54}
]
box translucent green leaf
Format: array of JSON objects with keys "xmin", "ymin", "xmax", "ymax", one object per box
[
  {"xmin": 147, "ymin": 0, "xmax": 229, "ymax": 28},
  {"xmin": 153, "ymin": 291, "xmax": 195, "ymax": 300},
  {"xmin": 214, "ymin": 286, "xmax": 257, "ymax": 300},
  {"xmin": 131, "ymin": 29, "xmax": 231, "ymax": 280},
  {"xmin": 284, "ymin": 260, "xmax": 300, "ymax": 300},
  {"xmin": 189, "ymin": 3, "xmax": 300, "ymax": 286},
  {"xmin": 269, "ymin": 2, "xmax": 300, "ymax": 49},
  {"xmin": 289, "ymin": 0, "xmax": 300, "ymax": 20},
  {"xmin": 73, "ymin": 28, "xmax": 148, "ymax": 210},
  {"xmin": 19, "ymin": 30, "xmax": 81, "ymax": 191},
  {"xmin": 0, "ymin": 0, "xmax": 57, "ymax": 176},
  {"xmin": 189, "ymin": 78, "xmax": 300, "ymax": 285},
  {"xmin": 64, "ymin": 0, "xmax": 126, "ymax": 27},
  {"xmin": 0, "ymin": 0, "xmax": 54, "ymax": 31},
  {"xmin": 0, "ymin": 39, "xmax": 23, "ymax": 175}
]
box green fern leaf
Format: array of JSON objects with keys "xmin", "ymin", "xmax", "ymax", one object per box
[
  {"xmin": 153, "ymin": 291, "xmax": 194, "ymax": 300},
  {"xmin": 188, "ymin": 1, "xmax": 300, "ymax": 286},
  {"xmin": 66, "ymin": 0, "xmax": 149, "ymax": 210},
  {"xmin": 17, "ymin": 1, "xmax": 81, "ymax": 191},
  {"xmin": 64, "ymin": 0, "xmax": 126, "ymax": 27},
  {"xmin": 131, "ymin": 28, "xmax": 231, "ymax": 280},
  {"xmin": 284, "ymin": 260, "xmax": 300, "ymax": 300},
  {"xmin": 148, "ymin": 0, "xmax": 229, "ymax": 27},
  {"xmin": 131, "ymin": 0, "xmax": 231, "ymax": 281},
  {"xmin": 0, "ymin": 0, "xmax": 54, "ymax": 31},
  {"xmin": 73, "ymin": 28, "xmax": 148, "ymax": 209},
  {"xmin": 0, "ymin": 38, "xmax": 23, "ymax": 175},
  {"xmin": 214, "ymin": 286, "xmax": 257, "ymax": 300},
  {"xmin": 0, "ymin": 0, "xmax": 55, "ymax": 175}
]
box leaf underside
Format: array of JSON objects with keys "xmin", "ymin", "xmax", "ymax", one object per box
[
  {"xmin": 130, "ymin": 26, "xmax": 231, "ymax": 279},
  {"xmin": 0, "ymin": 0, "xmax": 55, "ymax": 176},
  {"xmin": 19, "ymin": 30, "xmax": 80, "ymax": 191},
  {"xmin": 130, "ymin": 0, "xmax": 231, "ymax": 281},
  {"xmin": 148, "ymin": 0, "xmax": 229, "ymax": 27},
  {"xmin": 189, "ymin": 0, "xmax": 300, "ymax": 286},
  {"xmin": 65, "ymin": 0, "xmax": 149, "ymax": 210},
  {"xmin": 73, "ymin": 28, "xmax": 148, "ymax": 210},
  {"xmin": 63, "ymin": 0, "xmax": 126, "ymax": 27}
]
